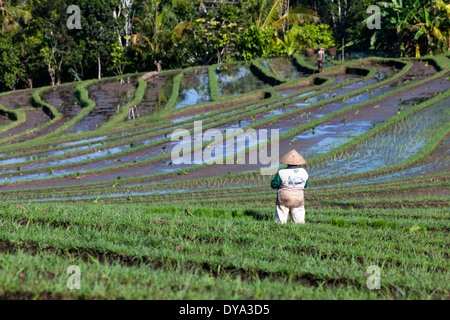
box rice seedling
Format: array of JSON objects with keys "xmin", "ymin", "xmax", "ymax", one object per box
[
  {"xmin": 0, "ymin": 56, "xmax": 447, "ymax": 300},
  {"xmin": 371, "ymin": 219, "xmax": 386, "ymax": 229},
  {"xmin": 357, "ymin": 219, "xmax": 368, "ymax": 229},
  {"xmin": 331, "ymin": 217, "xmax": 349, "ymax": 228}
]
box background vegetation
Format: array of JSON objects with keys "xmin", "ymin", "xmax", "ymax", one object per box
[{"xmin": 0, "ymin": 0, "xmax": 448, "ymax": 92}]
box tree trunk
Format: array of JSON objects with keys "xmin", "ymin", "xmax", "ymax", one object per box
[
  {"xmin": 21, "ymin": 62, "xmax": 33, "ymax": 88},
  {"xmin": 98, "ymin": 56, "xmax": 102, "ymax": 79},
  {"xmin": 155, "ymin": 60, "xmax": 162, "ymax": 72},
  {"xmin": 114, "ymin": 0, "xmax": 133, "ymax": 50},
  {"xmin": 47, "ymin": 63, "xmax": 55, "ymax": 86},
  {"xmin": 330, "ymin": 1, "xmax": 337, "ymax": 36},
  {"xmin": 55, "ymin": 55, "xmax": 64, "ymax": 85},
  {"xmin": 343, "ymin": 0, "xmax": 348, "ymax": 50}
]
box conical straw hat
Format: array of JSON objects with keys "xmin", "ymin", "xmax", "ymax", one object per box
[{"xmin": 280, "ymin": 149, "xmax": 307, "ymax": 165}]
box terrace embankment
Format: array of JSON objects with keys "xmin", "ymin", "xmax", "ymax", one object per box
[
  {"xmin": 0, "ymin": 108, "xmax": 51, "ymax": 143},
  {"xmin": 0, "ymin": 55, "xmax": 449, "ymax": 300},
  {"xmin": 0, "ymin": 58, "xmax": 447, "ymax": 199},
  {"xmin": 136, "ymin": 71, "xmax": 177, "ymax": 118},
  {"xmin": 0, "ymin": 114, "xmax": 12, "ymax": 128},
  {"xmin": 67, "ymin": 77, "xmax": 138, "ymax": 134},
  {"xmin": 0, "ymin": 90, "xmax": 38, "ymax": 140}
]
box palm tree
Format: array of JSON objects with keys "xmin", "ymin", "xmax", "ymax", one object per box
[
  {"xmin": 131, "ymin": 2, "xmax": 174, "ymax": 71},
  {"xmin": 256, "ymin": 0, "xmax": 319, "ymax": 32},
  {"xmin": 278, "ymin": 24, "xmax": 302, "ymax": 56}
]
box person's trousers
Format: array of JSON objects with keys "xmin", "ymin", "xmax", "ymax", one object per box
[
  {"xmin": 274, "ymin": 189, "xmax": 306, "ymax": 224},
  {"xmin": 275, "ymin": 205, "xmax": 305, "ymax": 224}
]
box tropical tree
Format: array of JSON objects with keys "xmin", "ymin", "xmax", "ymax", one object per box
[
  {"xmin": 256, "ymin": 0, "xmax": 319, "ymax": 32},
  {"xmin": 235, "ymin": 25, "xmax": 283, "ymax": 61},
  {"xmin": 0, "ymin": 35, "xmax": 24, "ymax": 91},
  {"xmin": 131, "ymin": 1, "xmax": 176, "ymax": 71},
  {"xmin": 366, "ymin": 0, "xmax": 450, "ymax": 56},
  {"xmin": 0, "ymin": 0, "xmax": 40, "ymax": 88},
  {"xmin": 0, "ymin": 0, "xmax": 31, "ymax": 36},
  {"xmin": 168, "ymin": 1, "xmax": 254, "ymax": 66},
  {"xmin": 113, "ymin": 0, "xmax": 134, "ymax": 50},
  {"xmin": 278, "ymin": 24, "xmax": 302, "ymax": 55},
  {"xmin": 411, "ymin": 0, "xmax": 450, "ymax": 56}
]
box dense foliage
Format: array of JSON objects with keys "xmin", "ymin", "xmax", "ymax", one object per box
[
  {"xmin": 296, "ymin": 23, "xmax": 336, "ymax": 48},
  {"xmin": 0, "ymin": 0, "xmax": 448, "ymax": 91}
]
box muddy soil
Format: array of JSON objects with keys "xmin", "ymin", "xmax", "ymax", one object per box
[
  {"xmin": 0, "ymin": 88, "xmax": 75, "ymax": 144},
  {"xmin": 67, "ymin": 78, "xmax": 137, "ymax": 134},
  {"xmin": 0, "ymin": 90, "xmax": 34, "ymax": 110},
  {"xmin": 0, "ymin": 108, "xmax": 51, "ymax": 141},
  {"xmin": 41, "ymin": 85, "xmax": 82, "ymax": 118},
  {"xmin": 321, "ymin": 74, "xmax": 449, "ymax": 127},
  {"xmin": 276, "ymin": 73, "xmax": 361, "ymax": 97},
  {"xmin": 135, "ymin": 72, "xmax": 177, "ymax": 118},
  {"xmin": 0, "ymin": 115, "xmax": 12, "ymax": 127},
  {"xmin": 0, "ymin": 61, "xmax": 447, "ymax": 192},
  {"xmin": 0, "ymin": 90, "xmax": 44, "ymax": 141},
  {"xmin": 216, "ymin": 64, "xmax": 273, "ymax": 98},
  {"xmin": 167, "ymin": 91, "xmax": 270, "ymax": 121},
  {"xmin": 176, "ymin": 67, "xmax": 210, "ymax": 109}
]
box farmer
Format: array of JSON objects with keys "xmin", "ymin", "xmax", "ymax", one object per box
[
  {"xmin": 317, "ymin": 45, "xmax": 325, "ymax": 73},
  {"xmin": 271, "ymin": 149, "xmax": 309, "ymax": 224}
]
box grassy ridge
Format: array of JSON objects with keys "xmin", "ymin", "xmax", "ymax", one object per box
[
  {"xmin": 0, "ymin": 57, "xmax": 369, "ymax": 156},
  {"xmin": 0, "ymin": 105, "xmax": 26, "ymax": 135},
  {"xmin": 0, "ymin": 202, "xmax": 448, "ymax": 299},
  {"xmin": 102, "ymin": 78, "xmax": 148, "ymax": 129},
  {"xmin": 31, "ymin": 87, "xmax": 62, "ymax": 121},
  {"xmin": 0, "ymin": 61, "xmax": 386, "ymax": 183},
  {"xmin": 208, "ymin": 64, "xmax": 220, "ymax": 101},
  {"xmin": 251, "ymin": 60, "xmax": 285, "ymax": 85},
  {"xmin": 0, "ymin": 55, "xmax": 448, "ymax": 301}
]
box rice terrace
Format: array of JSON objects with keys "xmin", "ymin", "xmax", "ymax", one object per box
[{"xmin": 0, "ymin": 0, "xmax": 449, "ymax": 302}]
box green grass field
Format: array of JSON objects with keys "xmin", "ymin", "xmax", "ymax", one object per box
[
  {"xmin": 0, "ymin": 54, "xmax": 448, "ymax": 300},
  {"xmin": 0, "ymin": 201, "xmax": 448, "ymax": 299}
]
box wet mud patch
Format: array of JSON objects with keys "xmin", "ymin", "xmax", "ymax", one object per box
[
  {"xmin": 323, "ymin": 74, "xmax": 450, "ymax": 126},
  {"xmin": 176, "ymin": 67, "xmax": 210, "ymax": 109},
  {"xmin": 135, "ymin": 72, "xmax": 177, "ymax": 118},
  {"xmin": 67, "ymin": 77, "xmax": 138, "ymax": 133},
  {"xmin": 0, "ymin": 108, "xmax": 51, "ymax": 141},
  {"xmin": 41, "ymin": 85, "xmax": 82, "ymax": 118},
  {"xmin": 167, "ymin": 91, "xmax": 269, "ymax": 121},
  {"xmin": 216, "ymin": 63, "xmax": 273, "ymax": 97},
  {"xmin": 0, "ymin": 114, "xmax": 12, "ymax": 127},
  {"xmin": 261, "ymin": 56, "xmax": 310, "ymax": 79},
  {"xmin": 0, "ymin": 90, "xmax": 34, "ymax": 110}
]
